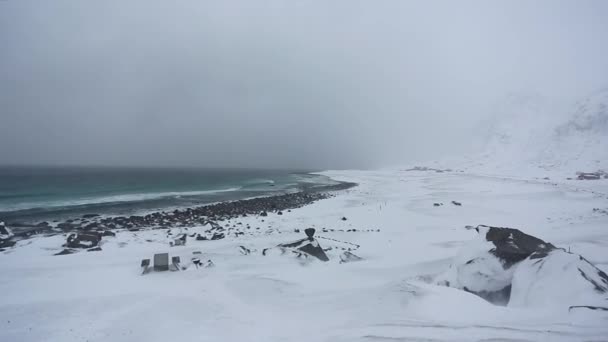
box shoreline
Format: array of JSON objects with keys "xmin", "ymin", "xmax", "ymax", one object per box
[{"xmin": 2, "ymin": 180, "xmax": 357, "ymax": 244}]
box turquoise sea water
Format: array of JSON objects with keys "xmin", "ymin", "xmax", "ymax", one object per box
[{"xmin": 0, "ymin": 166, "xmax": 336, "ymax": 223}]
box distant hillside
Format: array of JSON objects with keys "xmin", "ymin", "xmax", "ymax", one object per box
[{"xmin": 471, "ymin": 89, "xmax": 608, "ymax": 175}]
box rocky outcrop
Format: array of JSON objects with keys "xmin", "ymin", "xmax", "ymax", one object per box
[
  {"xmin": 478, "ymin": 225, "xmax": 555, "ymax": 265},
  {"xmin": 54, "ymin": 248, "xmax": 76, "ymax": 256},
  {"xmin": 437, "ymin": 225, "xmax": 608, "ymax": 309},
  {"xmin": 0, "ymin": 222, "xmax": 16, "ymax": 249},
  {"xmin": 264, "ymin": 228, "xmax": 329, "ymax": 262},
  {"xmin": 0, "ymin": 222, "xmax": 13, "ymax": 240},
  {"xmin": 65, "ymin": 232, "xmax": 102, "ymax": 249}
]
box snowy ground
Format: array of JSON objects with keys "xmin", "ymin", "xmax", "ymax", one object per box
[{"xmin": 1, "ymin": 168, "xmax": 608, "ymax": 341}]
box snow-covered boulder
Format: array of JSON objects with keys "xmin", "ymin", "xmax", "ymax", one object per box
[
  {"xmin": 509, "ymin": 250, "xmax": 608, "ymax": 308},
  {"xmin": 437, "ymin": 225, "xmax": 608, "ymax": 309},
  {"xmin": 435, "ymin": 228, "xmax": 517, "ymax": 305},
  {"xmin": 263, "ymin": 228, "xmax": 329, "ymax": 261},
  {"xmin": 0, "ymin": 221, "xmax": 13, "ymax": 240},
  {"xmin": 64, "ymin": 232, "xmax": 102, "ymax": 249},
  {"xmin": 436, "ymin": 251, "xmax": 514, "ymax": 305},
  {"xmin": 0, "ymin": 221, "xmax": 16, "ymax": 249}
]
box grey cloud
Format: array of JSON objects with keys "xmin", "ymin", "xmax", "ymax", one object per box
[{"xmin": 1, "ymin": 0, "xmax": 607, "ymax": 169}]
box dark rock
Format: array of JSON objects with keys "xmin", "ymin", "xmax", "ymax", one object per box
[
  {"xmin": 0, "ymin": 239, "xmax": 16, "ymax": 249},
  {"xmin": 340, "ymin": 251, "xmax": 363, "ymax": 264},
  {"xmin": 277, "ymin": 211, "xmax": 283, "ymax": 215},
  {"xmin": 341, "ymin": 217, "xmax": 348, "ymax": 221},
  {"xmin": 57, "ymin": 222, "xmax": 75, "ymax": 231},
  {"xmin": 87, "ymin": 247, "xmax": 102, "ymax": 252},
  {"xmin": 433, "ymin": 203, "xmax": 443, "ymax": 207},
  {"xmin": 84, "ymin": 222, "xmax": 99, "ymax": 230},
  {"xmin": 211, "ymin": 233, "xmax": 225, "ymax": 240},
  {"xmin": 452, "ymin": 201, "xmax": 462, "ymax": 206},
  {"xmin": 480, "ymin": 225, "xmax": 555, "ymax": 265},
  {"xmin": 239, "ymin": 246, "xmax": 251, "ymax": 255},
  {"xmin": 54, "ymin": 248, "xmax": 76, "ymax": 256},
  {"xmin": 196, "ymin": 234, "xmax": 207, "ymax": 241},
  {"xmin": 260, "ymin": 211, "xmax": 268, "ymax": 217},
  {"xmin": 274, "ymin": 229, "xmax": 329, "ymax": 262},
  {"xmin": 305, "ymin": 228, "xmax": 315, "ymax": 238},
  {"xmin": 569, "ymin": 305, "xmax": 608, "ymax": 312},
  {"xmin": 297, "ymin": 241, "xmax": 330, "ymax": 261},
  {"xmin": 65, "ymin": 232, "xmax": 102, "ymax": 249},
  {"xmin": 82, "ymin": 214, "xmax": 100, "ymax": 219},
  {"xmin": 102, "ymin": 231, "xmax": 116, "ymax": 237},
  {"xmin": 0, "ymin": 223, "xmax": 13, "ymax": 244}
]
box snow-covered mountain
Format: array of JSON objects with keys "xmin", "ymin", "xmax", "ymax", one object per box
[{"xmin": 472, "ymin": 89, "xmax": 608, "ymax": 175}]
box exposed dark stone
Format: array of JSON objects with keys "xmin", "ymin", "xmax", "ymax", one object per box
[
  {"xmin": 84, "ymin": 222, "xmax": 99, "ymax": 230},
  {"xmin": 569, "ymin": 305, "xmax": 608, "ymax": 312},
  {"xmin": 274, "ymin": 229, "xmax": 329, "ymax": 262},
  {"xmin": 0, "ymin": 239, "xmax": 16, "ymax": 249},
  {"xmin": 87, "ymin": 247, "xmax": 102, "ymax": 252},
  {"xmin": 341, "ymin": 217, "xmax": 348, "ymax": 221},
  {"xmin": 340, "ymin": 251, "xmax": 363, "ymax": 264},
  {"xmin": 102, "ymin": 231, "xmax": 116, "ymax": 237},
  {"xmin": 433, "ymin": 203, "xmax": 443, "ymax": 207},
  {"xmin": 65, "ymin": 232, "xmax": 102, "ymax": 249},
  {"xmin": 480, "ymin": 225, "xmax": 556, "ymax": 266},
  {"xmin": 452, "ymin": 201, "xmax": 462, "ymax": 206},
  {"xmin": 260, "ymin": 211, "xmax": 268, "ymax": 217},
  {"xmin": 82, "ymin": 214, "xmax": 100, "ymax": 219},
  {"xmin": 55, "ymin": 248, "xmax": 76, "ymax": 256},
  {"xmin": 305, "ymin": 228, "xmax": 315, "ymax": 238},
  {"xmin": 297, "ymin": 242, "xmax": 330, "ymax": 262},
  {"xmin": 196, "ymin": 234, "xmax": 207, "ymax": 241},
  {"xmin": 211, "ymin": 233, "xmax": 225, "ymax": 240}
]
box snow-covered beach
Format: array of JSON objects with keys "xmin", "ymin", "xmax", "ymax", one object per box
[
  {"xmin": 1, "ymin": 166, "xmax": 607, "ymax": 341},
  {"xmin": 2, "ymin": 2, "xmax": 608, "ymax": 340}
]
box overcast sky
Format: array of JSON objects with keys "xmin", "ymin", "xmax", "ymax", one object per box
[{"xmin": 1, "ymin": 1, "xmax": 607, "ymax": 169}]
